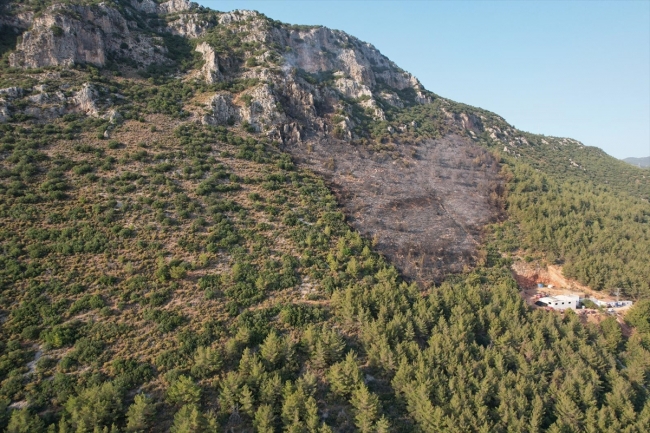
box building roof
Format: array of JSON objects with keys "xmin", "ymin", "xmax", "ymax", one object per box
[
  {"xmin": 554, "ymin": 295, "xmax": 579, "ymax": 302},
  {"xmin": 538, "ymin": 295, "xmax": 579, "ymax": 305}
]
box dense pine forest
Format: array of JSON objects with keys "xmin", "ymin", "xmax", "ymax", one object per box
[{"xmin": 1, "ymin": 0, "xmax": 649, "ymax": 432}]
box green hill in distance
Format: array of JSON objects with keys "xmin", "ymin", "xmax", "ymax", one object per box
[{"xmin": 624, "ymin": 156, "xmax": 650, "ymax": 168}]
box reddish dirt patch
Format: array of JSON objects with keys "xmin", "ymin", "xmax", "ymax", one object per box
[
  {"xmin": 514, "ymin": 260, "xmax": 634, "ymax": 320},
  {"xmin": 513, "ymin": 260, "xmax": 595, "ymax": 295}
]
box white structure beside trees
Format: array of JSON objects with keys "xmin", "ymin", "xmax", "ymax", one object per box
[{"xmin": 537, "ymin": 295, "xmax": 580, "ymax": 310}]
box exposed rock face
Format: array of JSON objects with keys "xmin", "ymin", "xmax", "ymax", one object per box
[
  {"xmin": 129, "ymin": 0, "xmax": 158, "ymax": 14},
  {"xmin": 8, "ymin": 5, "xmax": 429, "ymax": 137},
  {"xmin": 0, "ymin": 102, "xmax": 10, "ymax": 123},
  {"xmin": 157, "ymin": 0, "xmax": 197, "ymax": 15},
  {"xmin": 282, "ymin": 26, "xmax": 430, "ymax": 100},
  {"xmin": 73, "ymin": 83, "xmax": 99, "ymax": 117},
  {"xmin": 166, "ymin": 13, "xmax": 213, "ymax": 38},
  {"xmin": 459, "ymin": 112, "xmax": 484, "ymax": 133},
  {"xmin": 334, "ymin": 77, "xmax": 373, "ymax": 99},
  {"xmin": 130, "ymin": 0, "xmax": 196, "ymax": 15},
  {"xmin": 203, "ymin": 94, "xmax": 239, "ymax": 126},
  {"xmin": 0, "ymin": 87, "xmax": 23, "ymax": 123},
  {"xmin": 239, "ymin": 84, "xmax": 288, "ymax": 133},
  {"xmin": 380, "ymin": 91, "xmax": 404, "ymax": 108},
  {"xmin": 9, "ymin": 7, "xmax": 105, "ymax": 68},
  {"xmin": 203, "ymin": 85, "xmax": 288, "ymax": 134},
  {"xmin": 218, "ymin": 9, "xmax": 261, "ymax": 26},
  {"xmin": 0, "ymin": 87, "xmax": 23, "ymax": 99},
  {"xmin": 178, "ymin": 10, "xmax": 431, "ymax": 140},
  {"xmin": 9, "ymin": 3, "xmax": 167, "ymax": 68},
  {"xmin": 195, "ymin": 42, "xmax": 223, "ymax": 84}
]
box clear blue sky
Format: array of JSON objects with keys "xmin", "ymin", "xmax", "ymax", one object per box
[{"xmin": 196, "ymin": 1, "xmax": 650, "ymax": 159}]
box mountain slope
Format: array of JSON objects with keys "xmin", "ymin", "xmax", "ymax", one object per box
[
  {"xmin": 1, "ymin": 1, "xmax": 650, "ymax": 432},
  {"xmin": 624, "ymin": 156, "xmax": 650, "ymax": 168},
  {"xmin": 1, "ymin": 0, "xmax": 507, "ymax": 283}
]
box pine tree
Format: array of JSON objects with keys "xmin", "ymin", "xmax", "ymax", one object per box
[
  {"xmin": 219, "ymin": 372, "xmax": 241, "ymax": 415},
  {"xmin": 191, "ymin": 346, "xmax": 222, "ymax": 378},
  {"xmin": 261, "ymin": 331, "xmax": 284, "ymax": 368},
  {"xmin": 7, "ymin": 408, "xmax": 45, "ymax": 433},
  {"xmin": 167, "ymin": 375, "xmax": 201, "ymax": 407},
  {"xmin": 64, "ymin": 382, "xmax": 123, "ymax": 431},
  {"xmin": 239, "ymin": 384, "xmax": 255, "ymax": 417},
  {"xmin": 254, "ymin": 404, "xmax": 276, "ymax": 433},
  {"xmin": 125, "ymin": 394, "xmax": 155, "ymax": 432},
  {"xmin": 322, "ymin": 328, "xmax": 345, "ymax": 363},
  {"xmin": 311, "ymin": 340, "xmax": 328, "ymax": 370},
  {"xmin": 375, "ymin": 415, "xmax": 391, "ymax": 433},
  {"xmin": 554, "ymin": 392, "xmax": 584, "ymax": 431},
  {"xmin": 346, "ymin": 257, "xmax": 359, "ymax": 278},
  {"xmin": 318, "ymin": 424, "xmax": 333, "ymax": 433},
  {"xmin": 58, "ymin": 416, "xmax": 70, "ymax": 433},
  {"xmin": 281, "ymin": 384, "xmax": 304, "ymax": 427},
  {"xmin": 305, "ymin": 396, "xmax": 320, "ymax": 433},
  {"xmin": 350, "ymin": 384, "xmax": 379, "ymax": 433},
  {"xmin": 327, "ymin": 351, "xmax": 362, "ymax": 398},
  {"xmin": 528, "ymin": 395, "xmax": 544, "ymax": 433},
  {"xmin": 259, "ymin": 373, "xmax": 282, "ymax": 406},
  {"xmin": 403, "ymin": 382, "xmax": 445, "ymax": 432},
  {"xmin": 170, "ymin": 405, "xmax": 206, "ymax": 433}
]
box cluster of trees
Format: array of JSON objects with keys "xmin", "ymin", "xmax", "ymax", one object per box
[
  {"xmin": 5, "ymin": 242, "xmax": 649, "ymax": 431},
  {"xmin": 496, "ymin": 162, "xmax": 650, "ymax": 299}
]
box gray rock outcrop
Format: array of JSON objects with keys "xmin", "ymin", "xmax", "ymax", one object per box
[
  {"xmin": 239, "ymin": 84, "xmax": 288, "ymax": 133},
  {"xmin": 157, "ymin": 0, "xmax": 197, "ymax": 15},
  {"xmin": 9, "ymin": 3, "xmax": 167, "ymax": 68},
  {"xmin": 0, "ymin": 87, "xmax": 24, "ymax": 99},
  {"xmin": 195, "ymin": 42, "xmax": 223, "ymax": 83},
  {"xmin": 129, "ymin": 0, "xmax": 158, "ymax": 14},
  {"xmin": 203, "ymin": 93, "xmax": 239, "ymax": 126},
  {"xmin": 73, "ymin": 83, "xmax": 99, "ymax": 117},
  {"xmin": 0, "ymin": 101, "xmax": 10, "ymax": 123},
  {"xmin": 166, "ymin": 13, "xmax": 213, "ymax": 38}
]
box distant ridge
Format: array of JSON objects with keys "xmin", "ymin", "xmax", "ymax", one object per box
[{"xmin": 623, "ymin": 156, "xmax": 650, "ymax": 168}]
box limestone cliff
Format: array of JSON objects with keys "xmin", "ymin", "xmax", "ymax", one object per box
[{"xmin": 8, "ymin": 2, "xmax": 168, "ymax": 68}]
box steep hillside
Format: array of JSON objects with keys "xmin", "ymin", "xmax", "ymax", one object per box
[
  {"xmin": 0, "ymin": 0, "xmax": 506, "ymax": 283},
  {"xmin": 1, "ymin": 1, "xmax": 650, "ymax": 432}
]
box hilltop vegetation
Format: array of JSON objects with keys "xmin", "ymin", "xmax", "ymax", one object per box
[{"xmin": 0, "ymin": 0, "xmax": 649, "ymax": 432}]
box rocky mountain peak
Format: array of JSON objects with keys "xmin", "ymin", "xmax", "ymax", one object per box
[{"xmin": 129, "ymin": 0, "xmax": 197, "ymax": 15}]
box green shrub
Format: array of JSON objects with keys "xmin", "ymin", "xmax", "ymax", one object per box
[
  {"xmin": 50, "ymin": 25, "xmax": 64, "ymax": 37},
  {"xmin": 166, "ymin": 375, "xmax": 201, "ymax": 406},
  {"xmin": 64, "ymin": 381, "xmax": 123, "ymax": 430},
  {"xmin": 42, "ymin": 322, "xmax": 80, "ymax": 349}
]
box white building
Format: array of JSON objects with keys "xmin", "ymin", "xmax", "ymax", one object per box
[{"xmin": 537, "ymin": 295, "xmax": 580, "ymax": 310}]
